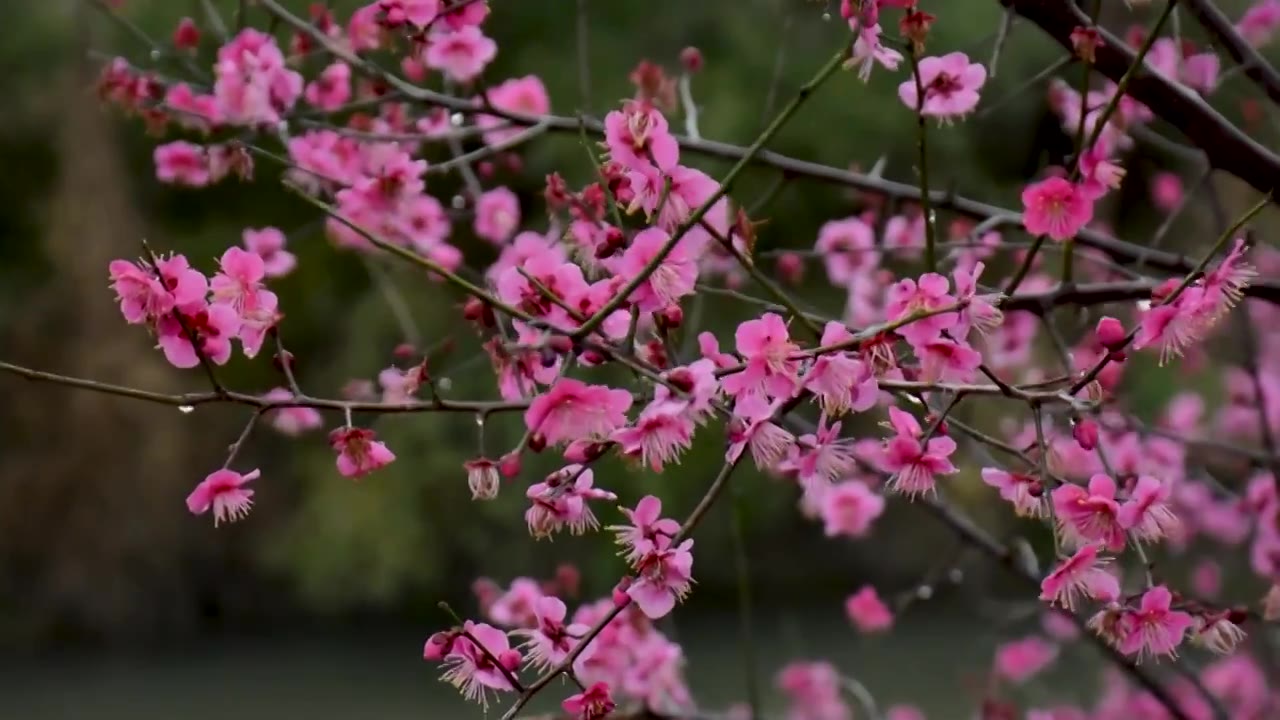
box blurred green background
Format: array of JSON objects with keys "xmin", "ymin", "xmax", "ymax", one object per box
[{"xmin": 0, "ymin": 0, "xmax": 1271, "ymax": 717}]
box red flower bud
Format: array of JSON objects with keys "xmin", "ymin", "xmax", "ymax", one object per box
[
  {"xmin": 1095, "ymin": 316, "xmax": 1126, "ymax": 351},
  {"xmin": 679, "ymin": 46, "xmax": 704, "ymax": 74},
  {"xmin": 173, "ymin": 17, "xmax": 200, "ymax": 51}
]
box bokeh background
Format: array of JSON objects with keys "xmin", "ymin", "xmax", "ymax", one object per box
[{"xmin": 0, "ymin": 0, "xmax": 1273, "ymax": 717}]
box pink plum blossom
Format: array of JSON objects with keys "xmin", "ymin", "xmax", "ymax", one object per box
[
  {"xmin": 820, "ymin": 480, "xmax": 886, "ymax": 539},
  {"xmin": 562, "ymin": 682, "xmax": 616, "ymax": 720},
  {"xmin": 721, "ymin": 313, "xmax": 801, "ymax": 399},
  {"xmin": 1116, "ymin": 586, "xmax": 1195, "ymax": 661},
  {"xmin": 155, "ymin": 141, "xmax": 211, "ymax": 186},
  {"xmin": 329, "ymin": 426, "xmax": 396, "ymax": 478},
  {"xmin": 1022, "ymin": 177, "xmax": 1093, "ymax": 241},
  {"xmin": 993, "ymin": 636, "xmax": 1058, "ymax": 684},
  {"xmin": 607, "ymin": 227, "xmax": 698, "ymax": 311},
  {"xmin": 898, "ymin": 52, "xmax": 986, "ymax": 119},
  {"xmin": 1051, "ymin": 474, "xmax": 1126, "ymax": 551},
  {"xmin": 885, "ymin": 273, "xmax": 959, "ymax": 347},
  {"xmin": 438, "ymin": 621, "xmax": 522, "ymax": 708},
  {"xmin": 525, "ymin": 379, "xmax": 633, "ymax": 447},
  {"xmin": 424, "ymin": 26, "xmax": 497, "ymax": 83},
  {"xmin": 627, "ymin": 536, "xmax": 695, "ymax": 619},
  {"xmin": 981, "ymin": 467, "xmax": 1047, "ymax": 517},
  {"xmin": 242, "ymin": 227, "xmax": 296, "ymax": 278},
  {"xmin": 882, "ymin": 407, "xmax": 958, "ymax": 498},
  {"xmin": 525, "ymin": 466, "xmax": 616, "ymax": 538},
  {"xmin": 186, "ymin": 468, "xmax": 259, "ymax": 526},
  {"xmin": 845, "ymin": 586, "xmax": 893, "ymax": 633},
  {"xmin": 262, "ymin": 388, "xmax": 323, "ymax": 436},
  {"xmin": 304, "ymin": 61, "xmax": 352, "ymax": 111},
  {"xmin": 611, "ymin": 495, "xmax": 681, "ymax": 565},
  {"xmin": 473, "ymin": 187, "xmax": 521, "ymax": 245},
  {"xmin": 512, "ymin": 595, "xmax": 592, "ymax": 671},
  {"xmin": 1039, "ymin": 544, "xmax": 1120, "ymax": 609},
  {"xmin": 478, "ymin": 75, "xmax": 551, "ymax": 144},
  {"xmin": 1118, "ymin": 475, "xmax": 1180, "ymax": 544},
  {"xmin": 611, "ymin": 400, "xmax": 694, "ymax": 472}
]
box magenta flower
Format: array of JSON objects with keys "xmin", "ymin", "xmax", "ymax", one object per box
[
  {"xmin": 897, "ymin": 52, "xmax": 986, "ymax": 119},
  {"xmin": 1116, "ymin": 586, "xmax": 1195, "ymax": 661},
  {"xmin": 262, "ymin": 388, "xmax": 323, "ymax": 436},
  {"xmin": 211, "ymin": 246, "xmax": 279, "ymax": 357},
  {"xmin": 951, "ymin": 261, "xmax": 1004, "ymax": 337},
  {"xmin": 329, "ymin": 426, "xmax": 396, "ymax": 478},
  {"xmin": 820, "ymin": 480, "xmax": 886, "ymax": 539},
  {"xmin": 487, "ymin": 577, "xmax": 542, "ymax": 628},
  {"xmin": 304, "ymin": 61, "xmax": 351, "ymax": 111},
  {"xmin": 917, "ymin": 337, "xmax": 983, "ymax": 383},
  {"xmin": 156, "ymin": 302, "xmax": 241, "ymax": 368},
  {"xmin": 423, "ymin": 25, "xmax": 497, "ymax": 83},
  {"xmin": 627, "ymin": 536, "xmax": 695, "ymax": 619},
  {"xmin": 981, "ymin": 467, "xmax": 1047, "ymax": 518},
  {"xmin": 611, "ymin": 400, "xmax": 694, "ymax": 472},
  {"xmin": 1190, "ymin": 611, "xmax": 1247, "ymax": 655},
  {"xmin": 242, "ymin": 227, "xmax": 296, "ymax": 278},
  {"xmin": 777, "ymin": 661, "xmax": 851, "ymax": 720},
  {"xmin": 1021, "ymin": 177, "xmax": 1094, "ymax": 241},
  {"xmin": 155, "ymin": 141, "xmax": 211, "ymax": 186},
  {"xmin": 885, "ymin": 272, "xmax": 959, "ymax": 347},
  {"xmin": 1039, "ymin": 544, "xmax": 1120, "ymax": 610},
  {"xmin": 512, "ymin": 595, "xmax": 592, "ymax": 671},
  {"xmin": 654, "ymin": 359, "xmax": 722, "ymax": 425},
  {"xmin": 787, "ymin": 415, "xmax": 856, "ymax": 483},
  {"xmin": 438, "ymin": 621, "xmax": 522, "ymax": 708},
  {"xmin": 993, "ymin": 636, "xmax": 1058, "ymax": 684},
  {"xmin": 845, "ymin": 586, "xmax": 893, "ymax": 633},
  {"xmin": 213, "ymin": 29, "xmax": 302, "ymax": 126},
  {"xmin": 1238, "ymin": 0, "xmax": 1280, "ymax": 47},
  {"xmin": 1118, "ymin": 475, "xmax": 1180, "ymax": 544},
  {"xmin": 607, "ymin": 227, "xmax": 698, "ymax": 311},
  {"xmin": 604, "ymin": 99, "xmax": 679, "ymax": 172},
  {"xmin": 525, "ymin": 379, "xmax": 633, "ymax": 447},
  {"xmin": 108, "ymin": 253, "xmax": 208, "ymax": 325},
  {"xmin": 1078, "ymin": 145, "xmax": 1126, "ymax": 201},
  {"xmin": 186, "ymin": 468, "xmax": 259, "ymax": 526},
  {"xmin": 815, "ymin": 217, "xmax": 878, "ymax": 285},
  {"xmin": 726, "ymin": 393, "xmax": 796, "ymax": 469},
  {"xmin": 561, "ymin": 682, "xmax": 616, "ymax": 720},
  {"xmin": 377, "ymin": 0, "xmax": 441, "ymax": 28},
  {"xmin": 610, "ymin": 495, "xmax": 681, "ymax": 565},
  {"xmin": 803, "ymin": 322, "xmax": 879, "ymax": 417},
  {"xmin": 474, "ymin": 187, "xmax": 521, "ymax": 245},
  {"xmin": 478, "ymin": 75, "xmax": 551, "ymax": 145},
  {"xmin": 1051, "ymin": 474, "xmax": 1126, "ymax": 551},
  {"xmin": 721, "ymin": 313, "xmax": 801, "ymax": 399},
  {"xmin": 628, "ymin": 165, "xmax": 718, "ymax": 232},
  {"xmin": 525, "ymin": 466, "xmax": 616, "ymax": 538},
  {"xmin": 464, "ymin": 458, "xmax": 500, "ymax": 501},
  {"xmin": 849, "ymin": 24, "xmax": 902, "ymax": 82},
  {"xmin": 882, "ymin": 407, "xmax": 958, "ymax": 498}
]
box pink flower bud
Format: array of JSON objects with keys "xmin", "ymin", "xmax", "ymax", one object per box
[
  {"xmin": 612, "ymin": 577, "xmax": 633, "ymax": 607},
  {"xmin": 776, "ymin": 251, "xmax": 805, "ymax": 285},
  {"xmin": 422, "ymin": 631, "xmax": 455, "ymax": 661},
  {"xmin": 1072, "ymin": 418, "xmax": 1099, "ymax": 451},
  {"xmin": 1095, "ymin": 316, "xmax": 1126, "ymax": 351},
  {"xmin": 680, "ymin": 46, "xmax": 704, "ymax": 74},
  {"xmin": 173, "ymin": 17, "xmax": 200, "ymax": 51},
  {"xmin": 499, "ymin": 452, "xmax": 522, "ymax": 478}
]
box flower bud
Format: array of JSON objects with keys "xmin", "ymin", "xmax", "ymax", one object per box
[
  {"xmin": 680, "ymin": 46, "xmax": 704, "ymax": 74},
  {"xmin": 1072, "ymin": 417, "xmax": 1099, "ymax": 451},
  {"xmin": 1095, "ymin": 316, "xmax": 1126, "ymax": 351},
  {"xmin": 499, "ymin": 452, "xmax": 522, "ymax": 478},
  {"xmin": 173, "ymin": 17, "xmax": 200, "ymax": 51},
  {"xmin": 612, "ymin": 577, "xmax": 633, "ymax": 607},
  {"xmin": 422, "ymin": 631, "xmax": 455, "ymax": 661},
  {"xmin": 776, "ymin": 252, "xmax": 805, "ymax": 285}
]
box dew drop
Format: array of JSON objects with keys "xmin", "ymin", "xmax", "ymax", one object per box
[
  {"xmin": 822, "ymin": 11, "xmax": 831, "ymax": 21},
  {"xmin": 178, "ymin": 405, "xmax": 195, "ymax": 414},
  {"xmin": 916, "ymin": 585, "xmax": 933, "ymax": 600},
  {"xmin": 450, "ymin": 112, "xmax": 465, "ymax": 127},
  {"xmin": 438, "ymin": 377, "xmax": 453, "ymax": 392},
  {"xmin": 1136, "ymin": 299, "xmax": 1152, "ymax": 311},
  {"xmin": 475, "ymin": 414, "xmax": 485, "ymax": 427},
  {"xmin": 451, "ymin": 195, "xmax": 466, "ymax": 209},
  {"xmin": 150, "ymin": 49, "xmax": 162, "ymax": 61},
  {"xmin": 948, "ymin": 568, "xmax": 964, "ymax": 584}
]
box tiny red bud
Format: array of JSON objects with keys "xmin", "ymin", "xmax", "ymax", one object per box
[
  {"xmin": 504, "ymin": 153, "xmax": 523, "ymax": 173},
  {"xmin": 679, "ymin": 46, "xmax": 704, "ymax": 74},
  {"xmin": 612, "ymin": 577, "xmax": 633, "ymax": 607},
  {"xmin": 527, "ymin": 433, "xmax": 547, "ymax": 453},
  {"xmin": 462, "ymin": 296, "xmax": 495, "ymax": 328},
  {"xmin": 658, "ymin": 304, "xmax": 684, "ymax": 330},
  {"xmin": 173, "ymin": 17, "xmax": 201, "ymax": 51},
  {"xmin": 1073, "ymin": 418, "xmax": 1099, "ymax": 451},
  {"xmin": 899, "ymin": 10, "xmax": 936, "ymax": 52},
  {"xmin": 776, "ymin": 251, "xmax": 805, "ymax": 285},
  {"xmin": 499, "ymin": 452, "xmax": 522, "ymax": 478},
  {"xmin": 1070, "ymin": 26, "xmax": 1103, "ymax": 63},
  {"xmin": 1095, "ymin": 316, "xmax": 1126, "ymax": 351},
  {"xmin": 393, "ymin": 342, "xmax": 417, "ymax": 360},
  {"xmin": 477, "ymin": 160, "xmax": 496, "ymax": 178}
]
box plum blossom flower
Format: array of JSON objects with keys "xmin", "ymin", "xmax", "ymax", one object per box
[
  {"xmin": 108, "ymin": 253, "xmax": 208, "ymax": 324},
  {"xmin": 951, "ymin": 261, "xmax": 1003, "ymax": 337},
  {"xmin": 186, "ymin": 468, "xmax": 259, "ymax": 525},
  {"xmin": 898, "ymin": 52, "xmax": 986, "ymax": 120},
  {"xmin": 917, "ymin": 337, "xmax": 983, "ymax": 383},
  {"xmin": 378, "ymin": 0, "xmax": 441, "ymax": 27},
  {"xmin": 848, "ymin": 24, "xmax": 902, "ymax": 81},
  {"xmin": 512, "ymin": 595, "xmax": 592, "ymax": 671},
  {"xmin": 1039, "ymin": 544, "xmax": 1120, "ymax": 609},
  {"xmin": 721, "ymin": 313, "xmax": 801, "ymax": 399},
  {"xmin": 1022, "ymin": 177, "xmax": 1094, "ymax": 241},
  {"xmin": 607, "ymin": 227, "xmax": 698, "ymax": 311},
  {"xmin": 820, "ymin": 480, "xmax": 886, "ymax": 538},
  {"xmin": 438, "ymin": 621, "xmax": 522, "ymax": 708},
  {"xmin": 777, "ymin": 661, "xmax": 851, "ymax": 720},
  {"xmin": 210, "ymin": 246, "xmax": 279, "ymax": 357},
  {"xmin": 242, "ymin": 227, "xmax": 296, "ymax": 278},
  {"xmin": 604, "ymin": 99, "xmax": 679, "ymax": 172},
  {"xmin": 611, "ymin": 495, "xmax": 681, "ymax": 565},
  {"xmin": 981, "ymin": 467, "xmax": 1047, "ymax": 517},
  {"xmin": 885, "ymin": 273, "xmax": 959, "ymax": 347},
  {"xmin": 1118, "ymin": 475, "xmax": 1180, "ymax": 544},
  {"xmin": 845, "ymin": 586, "xmax": 893, "ymax": 633},
  {"xmin": 882, "ymin": 407, "xmax": 958, "ymax": 498},
  {"xmin": 627, "ymin": 536, "xmax": 695, "ymax": 619},
  {"xmin": 304, "ymin": 61, "xmax": 351, "ymax": 111},
  {"xmin": 155, "ymin": 141, "xmax": 211, "ymax": 186},
  {"xmin": 424, "ymin": 26, "xmax": 497, "ymax": 82},
  {"xmin": 525, "ymin": 379, "xmax": 633, "ymax": 447},
  {"xmin": 478, "ymin": 75, "xmax": 551, "ymax": 144},
  {"xmin": 525, "ymin": 466, "xmax": 616, "ymax": 538},
  {"xmin": 1116, "ymin": 586, "xmax": 1195, "ymax": 661},
  {"xmin": 487, "ymin": 577, "xmax": 543, "ymax": 628},
  {"xmin": 1190, "ymin": 611, "xmax": 1247, "ymax": 655},
  {"xmin": 611, "ymin": 400, "xmax": 694, "ymax": 472},
  {"xmin": 1078, "ymin": 145, "xmax": 1126, "ymax": 200},
  {"xmin": 786, "ymin": 415, "xmax": 857, "ymax": 483},
  {"xmin": 329, "ymin": 426, "xmax": 396, "ymax": 478},
  {"xmin": 213, "ymin": 29, "xmax": 303, "ymax": 126},
  {"xmin": 1051, "ymin": 474, "xmax": 1126, "ymax": 551},
  {"xmin": 465, "ymin": 458, "xmax": 500, "ymax": 500},
  {"xmin": 474, "ymin": 187, "xmax": 520, "ymax": 245},
  {"xmin": 156, "ymin": 302, "xmax": 241, "ymax": 368},
  {"xmin": 562, "ymin": 682, "xmax": 616, "ymax": 720},
  {"xmin": 815, "ymin": 216, "xmax": 879, "ymax": 286},
  {"xmin": 1238, "ymin": 0, "xmax": 1280, "ymax": 47},
  {"xmin": 726, "ymin": 393, "xmax": 796, "ymax": 469},
  {"xmin": 993, "ymin": 636, "xmax": 1058, "ymax": 684},
  {"xmin": 803, "ymin": 322, "xmax": 879, "ymax": 417},
  {"xmin": 262, "ymin": 388, "xmax": 323, "ymax": 436}
]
